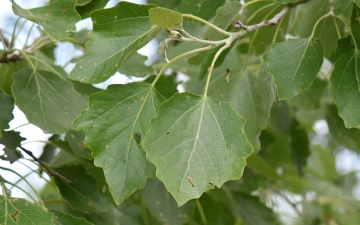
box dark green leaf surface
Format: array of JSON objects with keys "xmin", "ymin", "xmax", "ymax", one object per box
[
  {"xmin": 73, "ymin": 83, "xmax": 164, "ymax": 204},
  {"xmin": 176, "ymin": 0, "xmax": 226, "ymax": 21},
  {"xmin": 50, "ymin": 210, "xmax": 92, "ymax": 225},
  {"xmin": 234, "ymin": 192, "xmax": 279, "ymax": 225},
  {"xmin": 10, "ymin": 0, "xmax": 80, "ymax": 41},
  {"xmin": 69, "ymin": 2, "xmax": 161, "ymax": 84},
  {"xmin": 76, "ymin": 0, "xmax": 109, "ymax": 19},
  {"xmin": 351, "ymin": 4, "xmax": 360, "ymax": 49},
  {"xmin": 0, "ymin": 60, "xmax": 28, "ymax": 95},
  {"xmin": 144, "ymin": 75, "xmax": 178, "ymax": 99},
  {"xmin": 54, "ymin": 165, "xmax": 113, "ymax": 213},
  {"xmin": 142, "ymin": 179, "xmax": 193, "ymax": 225},
  {"xmin": 66, "ymin": 130, "xmax": 92, "ymax": 160},
  {"xmin": 356, "ymin": 0, "xmax": 360, "ymax": 8},
  {"xmin": 149, "ymin": 7, "xmax": 183, "ymax": 29},
  {"xmin": 0, "ymin": 196, "xmax": 54, "ymax": 225},
  {"xmin": 118, "ymin": 53, "xmax": 153, "ymax": 77},
  {"xmin": 333, "ymin": 0, "xmax": 352, "ymax": 15},
  {"xmin": 0, "ymin": 131, "xmax": 25, "ymax": 152},
  {"xmin": 0, "ymin": 91, "xmax": 14, "ymax": 137},
  {"xmin": 208, "ymin": 62, "xmax": 275, "ymax": 152},
  {"xmin": 11, "ymin": 68, "xmax": 87, "ymax": 134},
  {"xmin": 264, "ymin": 38, "xmax": 324, "ymax": 99},
  {"xmin": 330, "ymin": 50, "xmax": 360, "ymax": 128},
  {"xmin": 148, "ymin": 0, "xmax": 181, "ymax": 9},
  {"xmin": 40, "ymin": 134, "xmax": 61, "ymax": 164},
  {"xmin": 290, "ymin": 78, "xmax": 327, "ymax": 110},
  {"xmin": 276, "ymin": 0, "xmax": 297, "ymax": 3},
  {"xmin": 290, "ymin": 119, "xmax": 310, "ymax": 176},
  {"xmin": 144, "ymin": 92, "xmax": 253, "ymax": 205}
]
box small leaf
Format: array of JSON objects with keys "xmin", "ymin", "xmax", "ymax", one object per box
[
  {"xmin": 53, "ymin": 165, "xmax": 113, "ymax": 213},
  {"xmin": 143, "ymin": 92, "xmax": 253, "ymax": 205},
  {"xmin": 118, "ymin": 53, "xmax": 153, "ymax": 77},
  {"xmin": 149, "ymin": 7, "xmax": 183, "ymax": 29},
  {"xmin": 69, "ymin": 2, "xmax": 161, "ymax": 84},
  {"xmin": 73, "ymin": 83, "xmax": 164, "ymax": 204},
  {"xmin": 0, "ymin": 131, "xmax": 25, "ymax": 163},
  {"xmin": 0, "ymin": 91, "xmax": 14, "ymax": 137},
  {"xmin": 50, "ymin": 210, "xmax": 93, "ymax": 225},
  {"xmin": 142, "ymin": 178, "xmax": 194, "ymax": 225},
  {"xmin": 11, "ymin": 68, "xmax": 88, "ymax": 134},
  {"xmin": 329, "ymin": 50, "xmax": 360, "ymax": 128},
  {"xmin": 0, "ymin": 196, "xmax": 54, "ymax": 225},
  {"xmin": 175, "ymin": 0, "xmax": 226, "ymax": 21},
  {"xmin": 10, "ymin": 0, "xmax": 81, "ymax": 41},
  {"xmin": 264, "ymin": 38, "xmax": 324, "ymax": 99}
]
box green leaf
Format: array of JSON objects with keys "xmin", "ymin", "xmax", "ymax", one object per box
[
  {"xmin": 0, "ymin": 196, "xmax": 54, "ymax": 225},
  {"xmin": 149, "ymin": 7, "xmax": 183, "ymax": 29},
  {"xmin": 290, "ymin": 78, "xmax": 327, "ymax": 110},
  {"xmin": 144, "ymin": 75, "xmax": 178, "ymax": 99},
  {"xmin": 233, "ymin": 192, "xmax": 279, "ymax": 225},
  {"xmin": 142, "ymin": 178, "xmax": 193, "ymax": 225},
  {"xmin": 11, "ymin": 68, "xmax": 88, "ymax": 134},
  {"xmin": 69, "ymin": 2, "xmax": 161, "ymax": 84},
  {"xmin": 351, "ymin": 4, "xmax": 360, "ymax": 51},
  {"xmin": 276, "ymin": 0, "xmax": 297, "ymax": 3},
  {"xmin": 246, "ymin": 155, "xmax": 280, "ymax": 179},
  {"xmin": 53, "ymin": 165, "xmax": 113, "ymax": 213},
  {"xmin": 329, "ymin": 49, "xmax": 360, "ymax": 128},
  {"xmin": 335, "ymin": 36, "xmax": 354, "ymax": 61},
  {"xmin": 0, "ymin": 60, "xmax": 28, "ymax": 95},
  {"xmin": 147, "ymin": 0, "xmax": 181, "ymax": 9},
  {"xmin": 0, "ymin": 91, "xmax": 14, "ymax": 137},
  {"xmin": 50, "ymin": 210, "xmax": 93, "ymax": 225},
  {"xmin": 356, "ymin": 0, "xmax": 360, "ymax": 8},
  {"xmin": 76, "ymin": 0, "xmax": 92, "ymax": 6},
  {"xmin": 118, "ymin": 53, "xmax": 153, "ymax": 77},
  {"xmin": 0, "ymin": 131, "xmax": 25, "ymax": 163},
  {"xmin": 73, "ymin": 82, "xmax": 164, "ymax": 204},
  {"xmin": 76, "ymin": 0, "xmax": 109, "ymax": 19},
  {"xmin": 39, "ymin": 134, "xmax": 61, "ymax": 164},
  {"xmin": 143, "ymin": 92, "xmax": 253, "ymax": 205},
  {"xmin": 10, "ymin": 0, "xmax": 80, "ymax": 41},
  {"xmin": 333, "ymin": 0, "xmax": 352, "ymax": 15},
  {"xmin": 326, "ymin": 104, "xmax": 360, "ymax": 152},
  {"xmin": 290, "ymin": 119, "xmax": 310, "ymax": 176},
  {"xmin": 66, "ymin": 130, "xmax": 93, "ymax": 160},
  {"xmin": 264, "ymin": 38, "xmax": 324, "ymax": 99},
  {"xmin": 175, "ymin": 0, "xmax": 226, "ymax": 21},
  {"xmin": 208, "ymin": 59, "xmax": 275, "ymax": 152}
]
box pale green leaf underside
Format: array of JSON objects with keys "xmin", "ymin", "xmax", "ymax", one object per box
[
  {"xmin": 264, "ymin": 38, "xmax": 324, "ymax": 100},
  {"xmin": 330, "ymin": 50, "xmax": 360, "ymax": 128},
  {"xmin": 150, "ymin": 7, "xmax": 183, "ymax": 29},
  {"xmin": 73, "ymin": 82, "xmax": 164, "ymax": 204},
  {"xmin": 69, "ymin": 2, "xmax": 161, "ymax": 84},
  {"xmin": 143, "ymin": 92, "xmax": 253, "ymax": 206},
  {"xmin": 10, "ymin": 0, "xmax": 80, "ymax": 41},
  {"xmin": 11, "ymin": 68, "xmax": 87, "ymax": 134},
  {"xmin": 0, "ymin": 196, "xmax": 54, "ymax": 225},
  {"xmin": 0, "ymin": 91, "xmax": 14, "ymax": 137}
]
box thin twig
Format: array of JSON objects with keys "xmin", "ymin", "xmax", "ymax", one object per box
[
  {"xmin": 19, "ymin": 146, "xmax": 73, "ymax": 184},
  {"xmin": 272, "ymin": 188, "xmax": 302, "ymax": 216}
]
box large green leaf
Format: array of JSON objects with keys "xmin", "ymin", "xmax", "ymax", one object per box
[
  {"xmin": 10, "ymin": 0, "xmax": 80, "ymax": 41},
  {"xmin": 0, "ymin": 91, "xmax": 14, "ymax": 137},
  {"xmin": 143, "ymin": 92, "xmax": 253, "ymax": 205},
  {"xmin": 0, "ymin": 60, "xmax": 28, "ymax": 95},
  {"xmin": 73, "ymin": 82, "xmax": 164, "ymax": 204},
  {"xmin": 142, "ymin": 178, "xmax": 194, "ymax": 225},
  {"xmin": 149, "ymin": 7, "xmax": 183, "ymax": 29},
  {"xmin": 208, "ymin": 62, "xmax": 275, "ymax": 152},
  {"xmin": 0, "ymin": 196, "xmax": 54, "ymax": 225},
  {"xmin": 329, "ymin": 49, "xmax": 360, "ymax": 128},
  {"xmin": 50, "ymin": 210, "xmax": 93, "ymax": 225},
  {"xmin": 53, "ymin": 165, "xmax": 113, "ymax": 213},
  {"xmin": 11, "ymin": 68, "xmax": 88, "ymax": 134},
  {"xmin": 264, "ymin": 38, "xmax": 324, "ymax": 99},
  {"xmin": 69, "ymin": 2, "xmax": 161, "ymax": 84},
  {"xmin": 176, "ymin": 0, "xmax": 226, "ymax": 21}
]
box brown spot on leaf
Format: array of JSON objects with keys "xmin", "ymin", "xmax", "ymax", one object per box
[
  {"xmin": 10, "ymin": 210, "xmax": 19, "ymax": 222},
  {"xmin": 87, "ymin": 200, "xmax": 93, "ymax": 207},
  {"xmin": 188, "ymin": 177, "xmax": 195, "ymax": 187},
  {"xmin": 128, "ymin": 106, "xmax": 132, "ymax": 110},
  {"xmin": 62, "ymin": 8, "xmax": 67, "ymax": 13}
]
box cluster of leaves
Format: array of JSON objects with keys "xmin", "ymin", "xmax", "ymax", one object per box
[{"xmin": 1, "ymin": 0, "xmax": 360, "ymax": 224}]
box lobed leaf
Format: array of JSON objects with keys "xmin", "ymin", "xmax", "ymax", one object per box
[
  {"xmin": 11, "ymin": 68, "xmax": 88, "ymax": 134},
  {"xmin": 73, "ymin": 82, "xmax": 164, "ymax": 204},
  {"xmin": 69, "ymin": 2, "xmax": 161, "ymax": 84},
  {"xmin": 10, "ymin": 0, "xmax": 80, "ymax": 41},
  {"xmin": 143, "ymin": 92, "xmax": 253, "ymax": 206},
  {"xmin": 149, "ymin": 7, "xmax": 183, "ymax": 29},
  {"xmin": 264, "ymin": 38, "xmax": 324, "ymax": 99},
  {"xmin": 0, "ymin": 196, "xmax": 54, "ymax": 225}
]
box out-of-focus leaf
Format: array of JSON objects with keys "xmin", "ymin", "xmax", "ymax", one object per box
[
  {"xmin": 144, "ymin": 75, "xmax": 178, "ymax": 99},
  {"xmin": 53, "ymin": 165, "xmax": 113, "ymax": 213},
  {"xmin": 11, "ymin": 68, "xmax": 88, "ymax": 134},
  {"xmin": 264, "ymin": 38, "xmax": 324, "ymax": 99},
  {"xmin": 276, "ymin": 0, "xmax": 297, "ymax": 3},
  {"xmin": 69, "ymin": 2, "xmax": 161, "ymax": 84},
  {"xmin": 50, "ymin": 210, "xmax": 93, "ymax": 225},
  {"xmin": 290, "ymin": 119, "xmax": 310, "ymax": 176},
  {"xmin": 40, "ymin": 134, "xmax": 61, "ymax": 164},
  {"xmin": 149, "ymin": 7, "xmax": 183, "ymax": 29},
  {"xmin": 290, "ymin": 78, "xmax": 327, "ymax": 110},
  {"xmin": 85, "ymin": 209, "xmax": 122, "ymax": 225},
  {"xmin": 305, "ymin": 145, "xmax": 338, "ymax": 181},
  {"xmin": 77, "ymin": 0, "xmax": 92, "ymax": 6},
  {"xmin": 0, "ymin": 91, "xmax": 14, "ymax": 137},
  {"xmin": 73, "ymin": 83, "xmax": 164, "ymax": 204},
  {"xmin": 246, "ymin": 155, "xmax": 280, "ymax": 179},
  {"xmin": 0, "ymin": 196, "xmax": 54, "ymax": 225},
  {"xmin": 333, "ymin": 0, "xmax": 352, "ymax": 15},
  {"xmin": 0, "ymin": 60, "xmax": 27, "ymax": 95},
  {"xmin": 66, "ymin": 130, "xmax": 92, "ymax": 160},
  {"xmin": 118, "ymin": 53, "xmax": 153, "ymax": 77},
  {"xmin": 144, "ymin": 92, "xmax": 253, "ymax": 206},
  {"xmin": 176, "ymin": 0, "xmax": 226, "ymax": 21},
  {"xmin": 10, "ymin": 0, "xmax": 81, "ymax": 41},
  {"xmin": 335, "ymin": 36, "xmax": 354, "ymax": 61},
  {"xmin": 351, "ymin": 4, "xmax": 360, "ymax": 48},
  {"xmin": 142, "ymin": 178, "xmax": 194, "ymax": 225}
]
